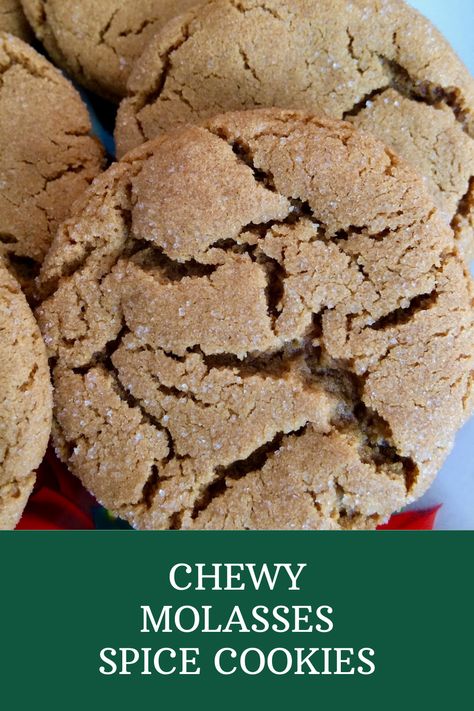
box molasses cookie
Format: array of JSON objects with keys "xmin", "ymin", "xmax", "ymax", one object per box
[
  {"xmin": 21, "ymin": 0, "xmax": 201, "ymax": 101},
  {"xmin": 0, "ymin": 260, "xmax": 52, "ymax": 529},
  {"xmin": 115, "ymin": 0, "xmax": 474, "ymax": 260},
  {"xmin": 37, "ymin": 109, "xmax": 474, "ymax": 530},
  {"xmin": 0, "ymin": 33, "xmax": 104, "ymax": 294},
  {"xmin": 0, "ymin": 0, "xmax": 31, "ymax": 41}
]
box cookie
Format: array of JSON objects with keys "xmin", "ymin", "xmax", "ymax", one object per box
[
  {"xmin": 36, "ymin": 109, "xmax": 474, "ymax": 530},
  {"xmin": 20, "ymin": 0, "xmax": 201, "ymax": 101},
  {"xmin": 0, "ymin": 33, "xmax": 104, "ymax": 295},
  {"xmin": 0, "ymin": 0, "xmax": 31, "ymax": 40},
  {"xmin": 0, "ymin": 260, "xmax": 52, "ymax": 529},
  {"xmin": 115, "ymin": 0, "xmax": 474, "ymax": 260}
]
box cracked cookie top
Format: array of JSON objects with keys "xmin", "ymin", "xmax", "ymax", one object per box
[
  {"xmin": 0, "ymin": 0, "xmax": 31, "ymax": 40},
  {"xmin": 0, "ymin": 260, "xmax": 52, "ymax": 529},
  {"xmin": 115, "ymin": 0, "xmax": 474, "ymax": 260},
  {"xmin": 37, "ymin": 109, "xmax": 474, "ymax": 530},
  {"xmin": 0, "ymin": 33, "xmax": 104, "ymax": 295},
  {"xmin": 20, "ymin": 0, "xmax": 201, "ymax": 101}
]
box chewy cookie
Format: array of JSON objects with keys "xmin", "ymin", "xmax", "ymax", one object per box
[
  {"xmin": 21, "ymin": 0, "xmax": 201, "ymax": 101},
  {"xmin": 0, "ymin": 0, "xmax": 31, "ymax": 40},
  {"xmin": 116, "ymin": 0, "xmax": 474, "ymax": 260},
  {"xmin": 37, "ymin": 109, "xmax": 474, "ymax": 530},
  {"xmin": 0, "ymin": 260, "xmax": 52, "ymax": 529},
  {"xmin": 0, "ymin": 33, "xmax": 104, "ymax": 294}
]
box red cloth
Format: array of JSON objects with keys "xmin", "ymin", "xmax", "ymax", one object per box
[
  {"xmin": 17, "ymin": 448, "xmax": 442, "ymax": 531},
  {"xmin": 377, "ymin": 505, "xmax": 442, "ymax": 531},
  {"xmin": 17, "ymin": 448, "xmax": 97, "ymax": 530}
]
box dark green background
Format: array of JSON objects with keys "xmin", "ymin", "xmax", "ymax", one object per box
[{"xmin": 0, "ymin": 533, "xmax": 471, "ymax": 709}]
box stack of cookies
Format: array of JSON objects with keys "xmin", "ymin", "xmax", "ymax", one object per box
[{"xmin": 1, "ymin": 0, "xmax": 473, "ymax": 530}]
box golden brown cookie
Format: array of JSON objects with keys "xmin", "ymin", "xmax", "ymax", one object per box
[
  {"xmin": 0, "ymin": 33, "xmax": 104, "ymax": 295},
  {"xmin": 36, "ymin": 109, "xmax": 474, "ymax": 530},
  {"xmin": 115, "ymin": 0, "xmax": 474, "ymax": 260},
  {"xmin": 20, "ymin": 0, "xmax": 201, "ymax": 101},
  {"xmin": 0, "ymin": 260, "xmax": 52, "ymax": 529},
  {"xmin": 0, "ymin": 0, "xmax": 31, "ymax": 40}
]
